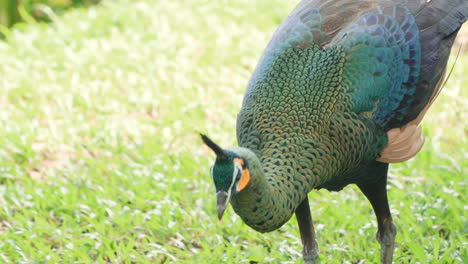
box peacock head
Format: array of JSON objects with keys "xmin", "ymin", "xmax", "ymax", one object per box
[{"xmin": 201, "ymin": 134, "xmax": 251, "ymax": 220}]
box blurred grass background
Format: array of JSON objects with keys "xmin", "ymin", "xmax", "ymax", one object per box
[
  {"xmin": 0, "ymin": 0, "xmax": 466, "ymax": 263},
  {"xmin": 0, "ymin": 0, "xmax": 99, "ymax": 30}
]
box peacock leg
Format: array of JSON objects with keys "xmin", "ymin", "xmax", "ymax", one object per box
[
  {"xmin": 357, "ymin": 163, "xmax": 396, "ymax": 264},
  {"xmin": 295, "ymin": 196, "xmax": 318, "ymax": 264}
]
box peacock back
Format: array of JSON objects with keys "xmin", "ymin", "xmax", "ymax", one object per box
[{"xmin": 236, "ymin": 0, "xmax": 465, "ymax": 191}]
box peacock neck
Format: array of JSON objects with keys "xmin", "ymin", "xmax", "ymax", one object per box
[{"xmin": 227, "ymin": 147, "xmax": 310, "ymax": 233}]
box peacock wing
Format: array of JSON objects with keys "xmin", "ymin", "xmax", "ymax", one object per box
[
  {"xmin": 325, "ymin": 0, "xmax": 467, "ymax": 162},
  {"xmin": 237, "ymin": 0, "xmax": 378, "ymax": 148},
  {"xmin": 238, "ymin": 0, "xmax": 467, "ymax": 163}
]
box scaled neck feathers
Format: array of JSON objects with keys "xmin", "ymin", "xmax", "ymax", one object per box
[{"xmin": 227, "ymin": 147, "xmax": 307, "ymax": 232}]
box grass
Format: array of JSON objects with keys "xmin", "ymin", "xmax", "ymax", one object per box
[
  {"xmin": 0, "ymin": 0, "xmax": 466, "ymax": 263},
  {"xmin": 0, "ymin": 0, "xmax": 100, "ymax": 29}
]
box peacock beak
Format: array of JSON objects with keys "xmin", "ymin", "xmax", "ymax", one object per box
[{"xmin": 216, "ymin": 191, "xmax": 230, "ymax": 220}]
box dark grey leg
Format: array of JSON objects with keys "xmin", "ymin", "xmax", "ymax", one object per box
[
  {"xmin": 357, "ymin": 163, "xmax": 396, "ymax": 264},
  {"xmin": 295, "ymin": 196, "xmax": 318, "ymax": 264}
]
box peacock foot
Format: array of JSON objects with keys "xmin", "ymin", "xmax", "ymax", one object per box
[
  {"xmin": 302, "ymin": 243, "xmax": 318, "ymax": 264},
  {"xmin": 376, "ymin": 223, "xmax": 396, "ymax": 264}
]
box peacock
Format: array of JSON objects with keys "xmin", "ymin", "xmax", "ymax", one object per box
[{"xmin": 201, "ymin": 0, "xmax": 467, "ymax": 263}]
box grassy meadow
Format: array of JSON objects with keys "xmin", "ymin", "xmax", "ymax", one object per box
[{"xmin": 0, "ymin": 0, "xmax": 466, "ymax": 263}]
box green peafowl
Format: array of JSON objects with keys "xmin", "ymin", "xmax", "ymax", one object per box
[{"xmin": 201, "ymin": 0, "xmax": 467, "ymax": 263}]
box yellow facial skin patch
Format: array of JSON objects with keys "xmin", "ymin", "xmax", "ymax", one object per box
[{"xmin": 234, "ymin": 158, "xmax": 250, "ymax": 191}]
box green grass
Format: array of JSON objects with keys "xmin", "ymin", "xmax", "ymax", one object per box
[
  {"xmin": 0, "ymin": 0, "xmax": 100, "ymax": 29},
  {"xmin": 0, "ymin": 0, "xmax": 466, "ymax": 263}
]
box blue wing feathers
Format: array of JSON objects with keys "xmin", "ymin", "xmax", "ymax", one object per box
[
  {"xmin": 244, "ymin": 0, "xmax": 466, "ymax": 131},
  {"xmin": 333, "ymin": 4, "xmax": 421, "ymax": 128},
  {"xmin": 396, "ymin": 0, "xmax": 468, "ymax": 126},
  {"xmin": 297, "ymin": 0, "xmax": 466, "ymax": 129}
]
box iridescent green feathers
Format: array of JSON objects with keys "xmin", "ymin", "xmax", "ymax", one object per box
[
  {"xmin": 242, "ymin": 0, "xmax": 467, "ymax": 135},
  {"xmin": 236, "ymin": 0, "xmax": 466, "ymax": 190},
  {"xmin": 201, "ymin": 134, "xmax": 237, "ymax": 192},
  {"xmin": 204, "ymin": 0, "xmax": 467, "ymax": 233},
  {"xmin": 244, "ymin": 1, "xmax": 423, "ymax": 133},
  {"xmin": 331, "ymin": 4, "xmax": 421, "ymax": 128}
]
